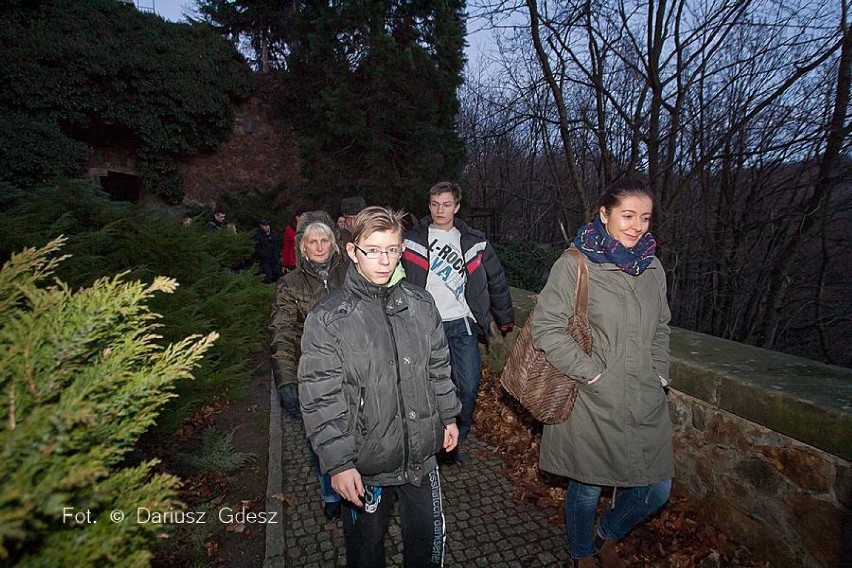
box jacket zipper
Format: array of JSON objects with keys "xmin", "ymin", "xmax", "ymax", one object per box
[
  {"xmin": 355, "ymin": 386, "xmax": 366, "ymax": 435},
  {"xmin": 383, "ymin": 303, "xmax": 410, "ymax": 482}
]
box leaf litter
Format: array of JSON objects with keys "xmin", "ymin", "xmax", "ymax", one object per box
[{"xmin": 473, "ymin": 367, "xmax": 769, "ymax": 567}]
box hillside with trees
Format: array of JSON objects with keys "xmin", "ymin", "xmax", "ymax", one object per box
[
  {"xmin": 0, "ymin": 0, "xmax": 848, "ymax": 564},
  {"xmin": 1, "ymin": 0, "xmax": 848, "ymax": 366}
]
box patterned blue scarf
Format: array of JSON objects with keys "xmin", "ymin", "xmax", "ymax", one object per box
[{"xmin": 573, "ymin": 218, "xmax": 657, "ymax": 275}]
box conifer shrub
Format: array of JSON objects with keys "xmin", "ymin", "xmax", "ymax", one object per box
[
  {"xmin": 493, "ymin": 241, "xmax": 562, "ymax": 293},
  {"xmin": 175, "ymin": 427, "xmax": 255, "ymax": 476},
  {"xmin": 0, "ymin": 181, "xmax": 274, "ymax": 431},
  {"xmin": 0, "ymin": 238, "xmax": 218, "ymax": 566}
]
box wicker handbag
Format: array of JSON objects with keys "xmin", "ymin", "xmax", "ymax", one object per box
[{"xmin": 501, "ymin": 248, "xmax": 592, "ymax": 424}]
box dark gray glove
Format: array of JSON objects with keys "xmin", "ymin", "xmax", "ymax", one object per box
[{"xmin": 278, "ymin": 384, "xmax": 301, "ymax": 419}]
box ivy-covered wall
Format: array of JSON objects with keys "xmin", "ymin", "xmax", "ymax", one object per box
[
  {"xmin": 177, "ymin": 76, "xmax": 304, "ymax": 206},
  {"xmin": 0, "ymin": 0, "xmax": 254, "ymax": 202}
]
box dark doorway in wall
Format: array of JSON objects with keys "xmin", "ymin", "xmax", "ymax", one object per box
[{"xmin": 100, "ymin": 171, "xmax": 141, "ymax": 202}]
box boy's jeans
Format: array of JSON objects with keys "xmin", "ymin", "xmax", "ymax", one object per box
[
  {"xmin": 307, "ymin": 442, "xmax": 341, "ymax": 504},
  {"xmin": 442, "ymin": 317, "xmax": 480, "ymax": 443}
]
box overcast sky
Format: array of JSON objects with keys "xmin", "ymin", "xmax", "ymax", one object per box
[{"xmin": 143, "ymin": 0, "xmax": 190, "ymax": 22}]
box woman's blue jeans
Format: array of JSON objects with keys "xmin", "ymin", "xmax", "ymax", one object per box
[
  {"xmin": 565, "ymin": 478, "xmax": 671, "ymax": 559},
  {"xmin": 307, "ymin": 441, "xmax": 340, "ymax": 504}
]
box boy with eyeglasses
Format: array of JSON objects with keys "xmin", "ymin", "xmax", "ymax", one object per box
[
  {"xmin": 298, "ymin": 206, "xmax": 461, "ymax": 567},
  {"xmin": 402, "ymin": 181, "xmax": 515, "ymax": 465}
]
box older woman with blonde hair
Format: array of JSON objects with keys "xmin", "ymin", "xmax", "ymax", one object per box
[{"xmin": 270, "ymin": 210, "xmax": 346, "ymax": 520}]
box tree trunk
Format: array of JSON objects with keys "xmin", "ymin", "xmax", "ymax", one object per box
[{"xmin": 525, "ymin": 0, "xmax": 590, "ymax": 218}]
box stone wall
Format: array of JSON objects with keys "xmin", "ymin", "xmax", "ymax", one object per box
[
  {"xmin": 178, "ymin": 87, "xmax": 303, "ymax": 205},
  {"xmin": 85, "ymin": 77, "xmax": 304, "ymax": 206},
  {"xmin": 670, "ymin": 391, "xmax": 849, "ymax": 567},
  {"xmin": 488, "ymin": 288, "xmax": 852, "ymax": 567}
]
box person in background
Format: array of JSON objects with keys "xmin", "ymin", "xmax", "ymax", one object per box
[
  {"xmin": 282, "ymin": 206, "xmax": 307, "ymax": 273},
  {"xmin": 401, "ymin": 211, "xmax": 420, "ymax": 232},
  {"xmin": 270, "ymin": 211, "xmax": 346, "ymax": 520},
  {"xmin": 338, "ymin": 195, "xmax": 366, "ymax": 248},
  {"xmin": 206, "ymin": 209, "xmax": 226, "ymax": 232},
  {"xmin": 298, "ymin": 206, "xmax": 461, "ymax": 567},
  {"xmin": 254, "ymin": 219, "xmax": 282, "ymax": 283},
  {"xmin": 532, "ymin": 178, "xmax": 673, "ymax": 568},
  {"xmin": 401, "ymin": 181, "xmax": 515, "ymax": 465}
]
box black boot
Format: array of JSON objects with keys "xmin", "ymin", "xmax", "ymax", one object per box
[{"xmin": 323, "ymin": 501, "xmax": 341, "ymax": 521}]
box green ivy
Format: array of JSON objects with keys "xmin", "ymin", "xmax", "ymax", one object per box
[{"xmin": 0, "ymin": 0, "xmax": 254, "ymax": 200}]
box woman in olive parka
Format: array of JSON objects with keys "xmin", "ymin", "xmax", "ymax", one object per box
[
  {"xmin": 269, "ymin": 210, "xmax": 347, "ymax": 520},
  {"xmin": 532, "ymin": 179, "xmax": 673, "ymax": 568}
]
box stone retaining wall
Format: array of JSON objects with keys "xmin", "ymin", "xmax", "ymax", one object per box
[
  {"xmin": 669, "ymin": 390, "xmax": 849, "ymax": 567},
  {"xmin": 487, "ymin": 288, "xmax": 851, "ymax": 567}
]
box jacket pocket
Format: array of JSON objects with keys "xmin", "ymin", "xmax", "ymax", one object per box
[
  {"xmin": 423, "ymin": 365, "xmax": 437, "ymax": 414},
  {"xmin": 425, "ymin": 365, "xmax": 443, "ymax": 451},
  {"xmin": 353, "ymin": 386, "xmax": 368, "ymax": 440}
]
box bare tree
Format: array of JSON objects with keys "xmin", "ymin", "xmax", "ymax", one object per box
[{"xmin": 462, "ymin": 0, "xmax": 849, "ymax": 362}]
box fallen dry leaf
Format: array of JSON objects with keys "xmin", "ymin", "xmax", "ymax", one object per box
[{"xmin": 226, "ymin": 522, "xmax": 246, "ymax": 533}]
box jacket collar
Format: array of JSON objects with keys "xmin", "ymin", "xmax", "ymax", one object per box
[
  {"xmin": 345, "ymin": 262, "xmax": 393, "ymax": 301},
  {"xmin": 298, "ymin": 250, "xmax": 343, "ymax": 279},
  {"xmin": 344, "ymin": 263, "xmax": 408, "ymax": 314},
  {"xmin": 416, "ymin": 214, "xmax": 470, "ymax": 234}
]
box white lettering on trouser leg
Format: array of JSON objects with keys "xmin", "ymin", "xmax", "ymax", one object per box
[{"xmin": 429, "ymin": 469, "xmax": 445, "ymax": 566}]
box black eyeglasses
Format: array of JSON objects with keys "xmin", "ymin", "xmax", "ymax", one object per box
[{"xmin": 352, "ymin": 243, "xmax": 404, "ymax": 260}]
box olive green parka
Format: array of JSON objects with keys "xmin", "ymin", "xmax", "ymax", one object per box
[
  {"xmin": 270, "ymin": 211, "xmax": 346, "ymax": 389},
  {"xmin": 531, "ymin": 249, "xmax": 673, "ymax": 487}
]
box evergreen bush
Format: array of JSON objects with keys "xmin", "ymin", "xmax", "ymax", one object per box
[
  {"xmin": 0, "ymin": 238, "xmax": 218, "ymax": 566},
  {"xmin": 175, "ymin": 427, "xmax": 255, "ymax": 476},
  {"xmin": 277, "ymin": 0, "xmax": 465, "ymax": 209},
  {"xmin": 493, "ymin": 242, "xmax": 563, "ymax": 293},
  {"xmin": 0, "ymin": 180, "xmax": 274, "ymax": 432}
]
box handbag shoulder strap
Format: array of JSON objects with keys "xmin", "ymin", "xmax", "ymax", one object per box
[{"xmin": 566, "ymin": 247, "xmax": 589, "ymax": 317}]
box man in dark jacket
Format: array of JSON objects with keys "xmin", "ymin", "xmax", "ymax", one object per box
[
  {"xmin": 338, "ymin": 195, "xmax": 366, "ymax": 248},
  {"xmin": 401, "ymin": 181, "xmax": 515, "ymax": 465},
  {"xmin": 253, "ymin": 219, "xmax": 282, "ymax": 283},
  {"xmin": 206, "ymin": 209, "xmax": 226, "ymax": 232},
  {"xmin": 298, "ymin": 206, "xmax": 461, "ymax": 567}
]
